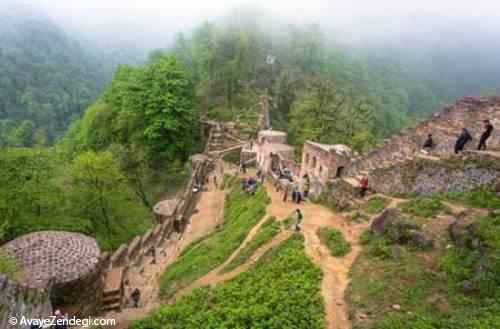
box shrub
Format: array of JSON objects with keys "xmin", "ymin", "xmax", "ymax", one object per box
[
  {"xmin": 0, "ymin": 252, "xmax": 20, "ymax": 280},
  {"xmin": 400, "ymin": 197, "xmax": 447, "ymax": 218},
  {"xmin": 362, "ymin": 196, "xmax": 390, "ymax": 214},
  {"xmin": 317, "ymin": 228, "xmax": 351, "ymax": 257},
  {"xmin": 446, "ymin": 188, "xmax": 500, "ymax": 210}
]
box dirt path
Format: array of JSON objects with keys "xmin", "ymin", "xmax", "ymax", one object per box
[{"xmin": 265, "ymin": 183, "xmax": 371, "ymax": 329}]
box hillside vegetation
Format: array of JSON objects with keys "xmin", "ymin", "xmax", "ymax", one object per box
[
  {"xmin": 131, "ymin": 234, "xmax": 324, "ymax": 329},
  {"xmin": 159, "ymin": 185, "xmax": 270, "ymax": 298}
]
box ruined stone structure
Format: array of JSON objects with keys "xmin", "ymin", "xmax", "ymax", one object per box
[
  {"xmin": 346, "ymin": 97, "xmax": 500, "ymax": 176},
  {"xmin": 0, "ymin": 275, "xmax": 53, "ymax": 329},
  {"xmin": 257, "ymin": 130, "xmax": 287, "ymax": 144},
  {"xmin": 300, "ymin": 141, "xmax": 352, "ymax": 195},
  {"xmin": 0, "ymin": 231, "xmax": 102, "ymax": 325}
]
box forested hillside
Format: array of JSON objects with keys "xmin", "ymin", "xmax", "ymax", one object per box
[
  {"xmin": 159, "ymin": 20, "xmax": 449, "ymax": 153},
  {"xmin": 0, "ymin": 12, "xmax": 115, "ymax": 146}
]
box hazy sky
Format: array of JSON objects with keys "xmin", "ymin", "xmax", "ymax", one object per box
[{"xmin": 2, "ymin": 0, "xmax": 500, "ymax": 47}]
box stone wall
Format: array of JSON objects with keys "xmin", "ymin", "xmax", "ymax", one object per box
[
  {"xmin": 370, "ymin": 151, "xmax": 500, "ymax": 195},
  {"xmin": 347, "ymin": 97, "xmax": 500, "ymax": 176},
  {"xmin": 0, "ymin": 275, "xmax": 52, "ymax": 329}
]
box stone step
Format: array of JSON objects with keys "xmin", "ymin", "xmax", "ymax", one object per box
[
  {"xmin": 101, "ymin": 293, "xmax": 121, "ymax": 304},
  {"xmin": 100, "ymin": 301, "xmax": 121, "ymax": 312},
  {"xmin": 103, "ymin": 267, "xmax": 124, "ymax": 297},
  {"xmin": 342, "ymin": 177, "xmax": 360, "ymax": 188}
]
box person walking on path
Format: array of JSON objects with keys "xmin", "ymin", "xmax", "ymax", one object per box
[
  {"xmin": 455, "ymin": 128, "xmax": 473, "ymax": 154},
  {"xmin": 131, "ymin": 288, "xmax": 141, "ymax": 308},
  {"xmin": 213, "ymin": 175, "xmax": 218, "ymax": 189},
  {"xmin": 477, "ymin": 120, "xmax": 494, "ymax": 150},
  {"xmin": 294, "ymin": 209, "xmax": 303, "ymax": 231},
  {"xmin": 283, "ymin": 188, "xmax": 288, "ymax": 202}
]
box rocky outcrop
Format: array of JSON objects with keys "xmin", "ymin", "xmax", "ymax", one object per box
[
  {"xmin": 370, "ymin": 151, "xmax": 500, "ymax": 195},
  {"xmin": 347, "ymin": 97, "xmax": 500, "ymax": 176},
  {"xmin": 370, "ymin": 209, "xmax": 434, "ymax": 250}
]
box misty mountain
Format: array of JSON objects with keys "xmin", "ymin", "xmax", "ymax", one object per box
[{"xmin": 0, "ymin": 10, "xmax": 145, "ymax": 147}]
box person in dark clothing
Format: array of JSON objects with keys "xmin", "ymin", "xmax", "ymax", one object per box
[
  {"xmin": 294, "ymin": 209, "xmax": 303, "ymax": 231},
  {"xmin": 423, "ymin": 134, "xmax": 433, "ymax": 149},
  {"xmin": 477, "ymin": 120, "xmax": 494, "ymax": 150},
  {"xmin": 283, "ymin": 188, "xmax": 288, "ymax": 202},
  {"xmin": 131, "ymin": 288, "xmax": 141, "ymax": 308},
  {"xmin": 303, "ymin": 181, "xmax": 310, "ymax": 198},
  {"xmin": 455, "ymin": 128, "xmax": 473, "ymax": 154},
  {"xmin": 53, "ymin": 310, "xmax": 67, "ymax": 329},
  {"xmin": 421, "ymin": 134, "xmax": 434, "ymax": 154},
  {"xmin": 291, "ymin": 188, "xmax": 297, "ymax": 203}
]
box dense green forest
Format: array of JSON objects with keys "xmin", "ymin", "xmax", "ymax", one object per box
[
  {"xmin": 160, "ymin": 17, "xmax": 500, "ymax": 153},
  {"xmin": 0, "ymin": 13, "xmax": 118, "ymax": 146}
]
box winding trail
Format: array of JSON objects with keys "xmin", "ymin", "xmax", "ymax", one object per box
[{"xmin": 99, "ymin": 163, "xmax": 377, "ymax": 329}]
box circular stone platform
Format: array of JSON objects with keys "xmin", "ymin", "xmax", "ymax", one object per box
[{"xmin": 0, "ymin": 231, "xmax": 101, "ymax": 289}]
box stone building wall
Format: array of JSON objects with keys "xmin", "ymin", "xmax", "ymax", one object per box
[
  {"xmin": 0, "ymin": 276, "xmax": 52, "ymax": 329},
  {"xmin": 346, "ymin": 97, "xmax": 500, "ymax": 176},
  {"xmin": 369, "ymin": 151, "xmax": 500, "ymax": 195}
]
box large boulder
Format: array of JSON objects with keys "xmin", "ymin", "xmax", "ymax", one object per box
[{"xmin": 371, "ymin": 209, "xmax": 401, "ymax": 234}]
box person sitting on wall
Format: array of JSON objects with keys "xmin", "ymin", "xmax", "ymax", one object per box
[
  {"xmin": 454, "ymin": 128, "xmax": 473, "ymax": 154},
  {"xmin": 477, "ymin": 119, "xmax": 494, "ymax": 150},
  {"xmin": 131, "ymin": 288, "xmax": 141, "ymax": 308},
  {"xmin": 420, "ymin": 134, "xmax": 434, "ymax": 154}
]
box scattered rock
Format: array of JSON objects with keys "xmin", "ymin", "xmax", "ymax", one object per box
[
  {"xmin": 392, "ymin": 304, "xmax": 401, "ymax": 310},
  {"xmin": 371, "ymin": 209, "xmax": 401, "ymax": 234},
  {"xmin": 410, "ymin": 230, "xmax": 434, "ymax": 250}
]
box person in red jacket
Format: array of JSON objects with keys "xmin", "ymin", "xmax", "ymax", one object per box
[
  {"xmin": 477, "ymin": 120, "xmax": 494, "ymax": 150},
  {"xmin": 359, "ymin": 177, "xmax": 369, "ymax": 198}
]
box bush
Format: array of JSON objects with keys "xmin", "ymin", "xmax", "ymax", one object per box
[
  {"xmin": 446, "ymin": 188, "xmax": 500, "ymax": 210},
  {"xmin": 400, "ymin": 197, "xmax": 447, "ymax": 218},
  {"xmin": 131, "ymin": 234, "xmax": 325, "ymax": 329},
  {"xmin": 159, "ymin": 186, "xmax": 270, "ymax": 298},
  {"xmin": 317, "ymin": 228, "xmax": 351, "ymax": 257},
  {"xmin": 362, "ymin": 196, "xmax": 390, "ymax": 214},
  {"xmin": 0, "ymin": 252, "xmax": 20, "ymax": 280}
]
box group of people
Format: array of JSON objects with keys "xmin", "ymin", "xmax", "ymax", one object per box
[
  {"xmin": 421, "ymin": 120, "xmax": 494, "ymax": 154},
  {"xmin": 283, "ymin": 175, "xmax": 310, "ymax": 204},
  {"xmin": 242, "ymin": 177, "xmax": 258, "ymax": 195}
]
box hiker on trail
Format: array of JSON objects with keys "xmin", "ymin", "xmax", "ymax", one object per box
[
  {"xmin": 291, "ymin": 187, "xmax": 297, "ymax": 203},
  {"xmin": 294, "ymin": 209, "xmax": 303, "ymax": 231},
  {"xmin": 421, "ymin": 134, "xmax": 434, "ymax": 154},
  {"xmin": 149, "ymin": 246, "xmax": 156, "ymax": 264},
  {"xmin": 359, "ymin": 177, "xmax": 369, "ymax": 198},
  {"xmin": 455, "ymin": 128, "xmax": 473, "ymax": 154},
  {"xmin": 303, "ymin": 180, "xmax": 310, "ymax": 198},
  {"xmin": 296, "ymin": 189, "xmax": 302, "ymax": 204},
  {"xmin": 249, "ymin": 139, "xmax": 253, "ymax": 150},
  {"xmin": 478, "ymin": 120, "xmax": 494, "ymax": 150},
  {"xmin": 131, "ymin": 288, "xmax": 141, "ymax": 308},
  {"xmin": 283, "ymin": 188, "xmax": 288, "ymax": 202},
  {"xmin": 241, "ymin": 163, "xmax": 247, "ymax": 174},
  {"xmin": 213, "ymin": 175, "xmax": 218, "ymax": 188}
]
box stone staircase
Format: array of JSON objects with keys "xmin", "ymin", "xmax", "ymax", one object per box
[{"xmin": 101, "ymin": 267, "xmax": 124, "ymax": 312}]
